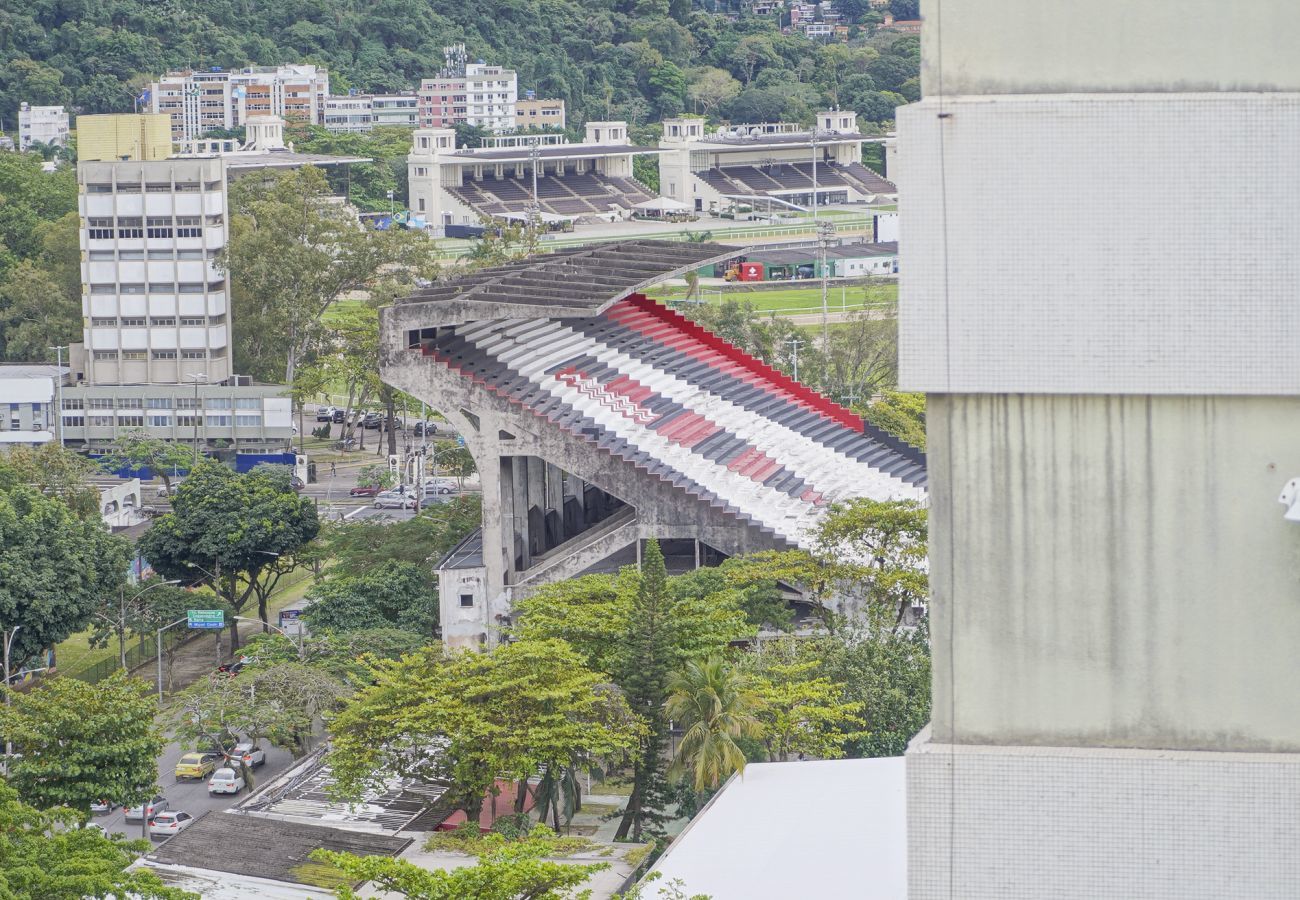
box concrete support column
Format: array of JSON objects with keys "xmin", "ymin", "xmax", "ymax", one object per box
[
  {"xmin": 546, "ymin": 462, "xmax": 566, "ymax": 545},
  {"xmin": 526, "ymin": 456, "xmax": 546, "ymax": 557},
  {"xmin": 509, "ymin": 456, "xmax": 530, "ymax": 572}
]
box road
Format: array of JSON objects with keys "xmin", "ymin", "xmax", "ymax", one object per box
[{"xmin": 92, "ymin": 739, "xmax": 296, "ymax": 841}]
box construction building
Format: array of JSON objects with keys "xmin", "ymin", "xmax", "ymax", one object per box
[
  {"xmin": 17, "ymin": 102, "xmax": 69, "ymax": 149},
  {"xmin": 658, "ymin": 111, "xmax": 895, "ymax": 214},
  {"xmin": 406, "ymin": 121, "xmax": 659, "ymax": 235},
  {"xmin": 65, "ymin": 114, "xmax": 364, "ymax": 458},
  {"xmin": 148, "ymin": 65, "xmax": 330, "ymax": 140},
  {"xmin": 380, "ymin": 240, "xmax": 926, "ymax": 648},
  {"xmin": 898, "ymin": 0, "xmax": 1300, "ymax": 897},
  {"xmin": 418, "ymin": 44, "xmax": 517, "ymax": 133}
]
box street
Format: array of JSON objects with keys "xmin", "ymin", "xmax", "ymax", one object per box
[{"xmin": 92, "ymin": 739, "xmax": 297, "ymax": 841}]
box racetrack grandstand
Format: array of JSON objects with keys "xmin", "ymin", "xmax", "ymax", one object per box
[
  {"xmin": 380, "ymin": 240, "xmax": 926, "ymax": 648},
  {"xmin": 407, "ymin": 121, "xmax": 661, "ymax": 236},
  {"xmin": 659, "ymin": 110, "xmax": 896, "ymax": 215}
]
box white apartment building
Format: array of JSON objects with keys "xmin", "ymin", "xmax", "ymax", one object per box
[
  {"xmin": 371, "ymin": 94, "xmax": 418, "ymax": 129},
  {"xmin": 322, "ymin": 93, "xmax": 419, "ymax": 133},
  {"xmin": 418, "ymin": 45, "xmax": 517, "ymax": 133},
  {"xmin": 78, "ymin": 156, "xmax": 233, "ymax": 386},
  {"xmin": 149, "ymin": 65, "xmax": 330, "ymax": 140},
  {"xmin": 17, "ymin": 102, "xmax": 69, "ymax": 149},
  {"xmin": 0, "ymin": 365, "xmax": 59, "ymax": 446}
]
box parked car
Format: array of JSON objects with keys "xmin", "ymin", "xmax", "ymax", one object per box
[
  {"xmin": 207, "ymin": 767, "xmax": 246, "ymax": 795},
  {"xmin": 228, "ymin": 742, "xmax": 266, "ymax": 768},
  {"xmin": 423, "ymin": 477, "xmax": 458, "ymax": 495},
  {"xmin": 413, "ymin": 420, "xmax": 439, "ymax": 437},
  {"xmin": 331, "ymin": 408, "xmax": 346, "ymax": 423},
  {"xmin": 290, "ymin": 476, "xmax": 306, "ymax": 491},
  {"xmin": 374, "ymin": 490, "xmax": 416, "ymax": 510},
  {"xmin": 361, "ymin": 412, "xmax": 384, "ymax": 429},
  {"xmin": 155, "ymin": 481, "xmax": 183, "ymax": 498},
  {"xmin": 90, "ymin": 799, "xmax": 117, "ymax": 814},
  {"xmin": 124, "ymin": 796, "xmax": 169, "ymax": 821},
  {"xmin": 149, "ymin": 811, "xmax": 195, "ymax": 838},
  {"xmin": 174, "ymin": 751, "xmax": 221, "ymax": 780},
  {"xmin": 84, "ymin": 822, "xmax": 109, "ymax": 836},
  {"xmin": 316, "ymin": 405, "xmax": 339, "ymax": 422},
  {"xmin": 349, "ymin": 484, "xmax": 381, "ymax": 497}
]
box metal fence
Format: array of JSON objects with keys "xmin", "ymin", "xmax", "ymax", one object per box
[{"xmin": 65, "ymin": 627, "xmax": 198, "ymax": 686}]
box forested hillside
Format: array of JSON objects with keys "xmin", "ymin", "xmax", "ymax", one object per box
[{"xmin": 0, "ymin": 0, "xmax": 919, "ymax": 131}]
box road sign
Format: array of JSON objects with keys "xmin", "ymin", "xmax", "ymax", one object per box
[{"xmin": 187, "ymin": 609, "xmax": 224, "ymax": 629}]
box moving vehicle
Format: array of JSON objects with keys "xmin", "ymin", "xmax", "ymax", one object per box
[
  {"xmin": 349, "ymin": 484, "xmax": 382, "ymax": 497},
  {"xmin": 124, "ymin": 796, "xmax": 169, "ymax": 821},
  {"xmin": 424, "ymin": 477, "xmax": 458, "ymax": 495},
  {"xmin": 413, "ymin": 420, "xmax": 439, "ymax": 436},
  {"xmin": 149, "ymin": 811, "xmax": 195, "ymax": 838},
  {"xmin": 316, "ymin": 405, "xmax": 340, "ymax": 422},
  {"xmin": 374, "ymin": 490, "xmax": 416, "ymax": 510},
  {"xmin": 174, "ymin": 751, "xmax": 221, "ymax": 780},
  {"xmin": 90, "ymin": 799, "xmax": 116, "ymax": 814},
  {"xmin": 228, "ymin": 742, "xmax": 265, "ymax": 768},
  {"xmin": 207, "ymin": 767, "xmax": 246, "ymax": 795}
]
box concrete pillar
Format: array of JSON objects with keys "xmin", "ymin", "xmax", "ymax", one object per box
[
  {"xmin": 546, "ymin": 462, "xmax": 566, "ymax": 545},
  {"xmin": 510, "ymin": 456, "xmax": 530, "ymax": 571},
  {"xmin": 526, "ymin": 457, "xmax": 546, "ymax": 557}
]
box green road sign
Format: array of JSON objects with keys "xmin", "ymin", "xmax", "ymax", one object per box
[{"xmin": 187, "ymin": 609, "xmax": 225, "ymax": 629}]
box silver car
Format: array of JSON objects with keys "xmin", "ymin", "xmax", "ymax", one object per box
[
  {"xmin": 373, "ymin": 490, "xmax": 416, "ymax": 509},
  {"xmin": 124, "ymin": 795, "xmax": 169, "ymax": 821}
]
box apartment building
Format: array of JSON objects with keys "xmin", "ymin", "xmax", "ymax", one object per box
[
  {"xmin": 515, "ymin": 95, "xmax": 566, "ymax": 130},
  {"xmin": 17, "ymin": 102, "xmax": 69, "ymax": 149},
  {"xmin": 418, "ymin": 44, "xmax": 517, "ymax": 133},
  {"xmin": 149, "ymin": 65, "xmax": 330, "ymax": 140},
  {"xmin": 371, "ymin": 94, "xmax": 418, "ymax": 129},
  {"xmin": 322, "ymin": 93, "xmax": 419, "ymax": 133}
]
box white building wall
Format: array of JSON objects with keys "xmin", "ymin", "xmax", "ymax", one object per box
[
  {"xmin": 18, "ymin": 103, "xmax": 69, "ymax": 148},
  {"xmin": 438, "ymin": 564, "xmax": 489, "ymax": 649}
]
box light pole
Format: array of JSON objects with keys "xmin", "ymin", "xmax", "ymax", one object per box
[
  {"xmin": 3, "ymin": 626, "xmax": 19, "ymax": 774},
  {"xmin": 817, "ymin": 219, "xmax": 836, "ymax": 355},
  {"xmin": 96, "ymin": 579, "xmax": 181, "ymax": 671},
  {"xmin": 784, "ymin": 336, "xmax": 804, "ymax": 382},
  {"xmin": 810, "ymin": 127, "xmax": 820, "ymax": 222},
  {"xmin": 187, "ymin": 373, "xmax": 208, "ymax": 468},
  {"xmin": 48, "ymin": 345, "xmax": 66, "ymax": 446},
  {"xmin": 156, "ymin": 616, "xmax": 189, "ymax": 700},
  {"xmin": 386, "ymin": 189, "xmax": 395, "ymax": 218}
]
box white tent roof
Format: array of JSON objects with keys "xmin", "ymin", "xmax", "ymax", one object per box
[
  {"xmin": 644, "ymin": 758, "xmax": 906, "ymax": 899},
  {"xmin": 633, "ymin": 196, "xmax": 692, "ymax": 212}
]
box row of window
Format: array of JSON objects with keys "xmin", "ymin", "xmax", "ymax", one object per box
[
  {"xmin": 85, "ymin": 181, "xmax": 222, "ymax": 194},
  {"xmin": 67, "ymin": 397, "xmax": 207, "ymax": 410},
  {"xmin": 90, "ymin": 315, "xmax": 224, "ymax": 327},
  {"xmin": 88, "ymin": 248, "xmax": 219, "ymax": 261},
  {"xmin": 92, "ymin": 348, "xmax": 225, "ymax": 360},
  {"xmin": 62, "ymin": 414, "xmax": 264, "ymax": 428},
  {"xmin": 89, "ymin": 281, "xmax": 226, "ymax": 295},
  {"xmin": 86, "ymin": 215, "xmax": 222, "ymax": 240}
]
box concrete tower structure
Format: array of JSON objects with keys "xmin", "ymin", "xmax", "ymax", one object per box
[{"xmin": 899, "ymin": 2, "xmax": 1300, "ymax": 897}]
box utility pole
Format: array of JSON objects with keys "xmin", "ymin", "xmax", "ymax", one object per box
[
  {"xmin": 48, "ymin": 345, "xmax": 66, "ymax": 446},
  {"xmin": 187, "ymin": 372, "xmax": 207, "ymax": 469},
  {"xmin": 818, "ymin": 219, "xmax": 836, "ymax": 355},
  {"xmin": 528, "ymin": 140, "xmax": 541, "ymax": 252},
  {"xmin": 2, "ymin": 626, "xmax": 19, "ymax": 775},
  {"xmin": 784, "ymin": 336, "xmax": 804, "ymax": 382},
  {"xmin": 811, "ymin": 127, "xmax": 820, "ymax": 223}
]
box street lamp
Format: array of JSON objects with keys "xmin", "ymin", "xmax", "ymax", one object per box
[
  {"xmin": 386, "ymin": 189, "xmax": 395, "ymax": 218},
  {"xmin": 48, "ymin": 345, "xmax": 67, "ymax": 446},
  {"xmin": 3, "ymin": 626, "xmax": 19, "ymax": 774},
  {"xmin": 186, "ymin": 373, "xmax": 208, "ymax": 468}
]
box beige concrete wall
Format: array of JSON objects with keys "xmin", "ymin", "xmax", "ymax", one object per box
[
  {"xmin": 928, "ymin": 393, "xmax": 1300, "ymax": 752},
  {"xmin": 920, "ymin": 0, "xmax": 1300, "ymax": 95}
]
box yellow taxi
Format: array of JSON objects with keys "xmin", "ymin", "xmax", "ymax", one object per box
[{"xmin": 174, "ymin": 751, "xmax": 221, "ymax": 780}]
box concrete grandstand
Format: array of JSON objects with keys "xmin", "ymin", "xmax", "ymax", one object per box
[
  {"xmin": 407, "ymin": 121, "xmax": 660, "ymax": 236},
  {"xmin": 658, "ymin": 110, "xmax": 896, "ymax": 215},
  {"xmin": 380, "ymin": 240, "xmax": 926, "ymax": 648}
]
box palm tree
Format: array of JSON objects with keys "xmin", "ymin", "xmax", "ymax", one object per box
[{"xmin": 666, "ymin": 656, "xmax": 765, "ymax": 792}]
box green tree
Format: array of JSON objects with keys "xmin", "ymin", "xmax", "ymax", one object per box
[
  {"xmin": 311, "ymin": 827, "xmax": 607, "ymax": 900},
  {"xmin": 685, "ymin": 67, "xmax": 740, "ymax": 117},
  {"xmin": 0, "ymin": 474, "xmax": 131, "ymax": 665},
  {"xmin": 221, "ymin": 166, "xmax": 438, "ymax": 384},
  {"xmin": 0, "ymin": 673, "xmax": 163, "ymax": 817},
  {"xmin": 318, "ymin": 494, "xmax": 482, "ymax": 576},
  {"xmin": 137, "ymin": 461, "xmax": 320, "ymax": 650},
  {"xmin": 860, "ymin": 390, "xmax": 926, "ymax": 450},
  {"xmin": 0, "ymin": 443, "xmax": 101, "ymax": 519},
  {"xmin": 665, "ymin": 656, "xmax": 764, "ymax": 791},
  {"xmin": 302, "ymin": 563, "xmax": 439, "ymax": 637},
  {"xmin": 0, "ymin": 260, "xmax": 79, "ymax": 361},
  {"xmin": 0, "ymin": 779, "xmax": 196, "ymax": 900},
  {"xmin": 97, "ymin": 429, "xmax": 193, "ymax": 494}
]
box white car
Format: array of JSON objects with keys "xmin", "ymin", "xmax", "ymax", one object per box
[
  {"xmin": 148, "ymin": 810, "xmax": 195, "ymax": 838},
  {"xmin": 207, "ymin": 767, "xmax": 246, "ymax": 795},
  {"xmin": 228, "ymin": 741, "xmax": 265, "ymax": 768},
  {"xmin": 124, "ymin": 796, "xmax": 169, "ymax": 821},
  {"xmin": 374, "ymin": 490, "xmax": 416, "ymax": 509},
  {"xmin": 90, "ymin": 799, "xmax": 117, "ymax": 814}
]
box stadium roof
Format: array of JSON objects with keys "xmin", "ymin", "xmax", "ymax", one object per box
[
  {"xmin": 399, "ymin": 240, "xmax": 742, "ymax": 319},
  {"xmin": 696, "ymin": 131, "xmax": 882, "ymax": 147},
  {"xmin": 221, "ymin": 150, "xmax": 370, "ymax": 170},
  {"xmin": 446, "ymin": 143, "xmax": 659, "ymax": 163}
]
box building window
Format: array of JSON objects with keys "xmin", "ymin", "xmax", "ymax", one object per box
[
  {"xmin": 211, "ymin": 346, "xmax": 227, "ymax": 358},
  {"xmin": 148, "ymin": 284, "xmax": 174, "ymax": 295},
  {"xmin": 179, "ymin": 316, "xmax": 206, "ymax": 326},
  {"xmin": 148, "ymin": 414, "xmax": 172, "ymax": 427},
  {"xmin": 119, "ymin": 249, "xmax": 144, "ymax": 260},
  {"xmin": 117, "ymin": 398, "xmax": 143, "ymax": 408},
  {"xmin": 117, "ymin": 217, "xmax": 143, "ymax": 239},
  {"xmin": 235, "ymin": 415, "xmax": 261, "ymax": 426},
  {"xmin": 178, "ymin": 283, "xmax": 204, "ymax": 293},
  {"xmin": 93, "ymin": 351, "xmax": 118, "ymax": 361},
  {"xmin": 459, "ymin": 594, "xmax": 474, "ymax": 607},
  {"xmin": 152, "ymin": 350, "xmax": 177, "ymax": 360},
  {"xmin": 147, "ymin": 398, "xmax": 172, "ymax": 409},
  {"xmin": 146, "ymin": 217, "xmax": 173, "ymax": 239},
  {"xmin": 234, "ymin": 397, "xmax": 260, "ymax": 409},
  {"xmin": 62, "ymin": 398, "xmax": 84, "ymax": 410},
  {"xmin": 145, "ymin": 182, "xmax": 171, "ymax": 193},
  {"xmin": 121, "ymin": 351, "xmax": 146, "ymax": 361},
  {"xmin": 86, "ymin": 183, "xmax": 113, "ymax": 193},
  {"xmin": 148, "ymin": 249, "xmax": 174, "ymax": 260},
  {"xmin": 181, "ymin": 350, "xmax": 206, "ymax": 360},
  {"xmin": 207, "ymin": 280, "xmax": 225, "ymax": 292},
  {"xmin": 117, "ymin": 415, "xmax": 144, "ymax": 427},
  {"xmin": 176, "ymin": 397, "xmax": 200, "ymax": 410},
  {"xmin": 88, "ymin": 250, "xmax": 115, "ymax": 261},
  {"xmin": 88, "ymin": 398, "xmax": 114, "ymax": 409},
  {"xmin": 91, "ymin": 317, "xmax": 117, "ymax": 327},
  {"xmin": 176, "ymin": 249, "xmax": 204, "ymax": 260},
  {"xmin": 206, "ymin": 214, "xmax": 223, "ymax": 226},
  {"xmin": 150, "ymin": 316, "xmax": 177, "ymax": 326},
  {"xmin": 116, "ymin": 183, "xmax": 141, "ymax": 193},
  {"xmin": 207, "ymin": 415, "xmax": 232, "ymax": 426},
  {"xmin": 89, "ymin": 415, "xmax": 114, "ymax": 426},
  {"xmin": 176, "ymin": 217, "xmax": 202, "ymax": 237},
  {"xmin": 88, "ymin": 218, "xmax": 114, "ymax": 239},
  {"xmin": 119, "ymin": 284, "xmax": 146, "ymax": 295},
  {"xmin": 177, "ymin": 414, "xmax": 200, "ymax": 427},
  {"xmin": 206, "ymin": 398, "xmax": 232, "ymax": 409},
  {"xmin": 62, "ymin": 415, "xmax": 85, "ymax": 427},
  {"xmin": 120, "ymin": 317, "xmax": 146, "ymax": 326},
  {"xmin": 174, "ymin": 182, "xmax": 200, "ymax": 192}
]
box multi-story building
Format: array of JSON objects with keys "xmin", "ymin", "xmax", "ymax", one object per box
[
  {"xmin": 515, "ymin": 95, "xmax": 566, "ymax": 130},
  {"xmin": 418, "ymin": 44, "xmax": 517, "ymax": 133},
  {"xmin": 371, "ymin": 93, "xmax": 418, "ymax": 129},
  {"xmin": 322, "ymin": 93, "xmax": 420, "ymax": 133},
  {"xmin": 149, "ymin": 65, "xmax": 330, "ymax": 141},
  {"xmin": 17, "ymin": 102, "xmax": 69, "ymax": 149},
  {"xmin": 0, "ymin": 365, "xmax": 60, "ymax": 447},
  {"xmin": 68, "ymin": 114, "xmax": 364, "ymax": 457}
]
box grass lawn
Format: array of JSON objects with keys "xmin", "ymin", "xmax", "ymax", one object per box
[{"xmin": 648, "ymin": 282, "xmax": 898, "ymax": 315}]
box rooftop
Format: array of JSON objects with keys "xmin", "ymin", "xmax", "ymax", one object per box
[
  {"xmin": 220, "ymin": 150, "xmax": 370, "ymax": 170},
  {"xmin": 695, "ymin": 131, "xmax": 884, "ymax": 147},
  {"xmin": 438, "ymin": 528, "xmax": 485, "ymax": 570},
  {"xmin": 746, "ymin": 241, "xmax": 900, "ymax": 265},
  {"xmin": 445, "ymin": 143, "xmax": 659, "ymax": 163}
]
